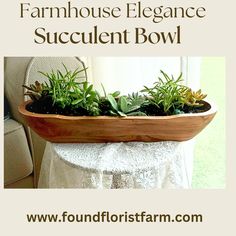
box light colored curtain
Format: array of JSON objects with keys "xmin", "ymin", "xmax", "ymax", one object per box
[{"xmin": 88, "ymin": 57, "xmax": 182, "ymax": 95}]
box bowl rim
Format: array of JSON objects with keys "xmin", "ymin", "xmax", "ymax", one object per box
[{"xmin": 18, "ymin": 100, "xmax": 217, "ymax": 121}]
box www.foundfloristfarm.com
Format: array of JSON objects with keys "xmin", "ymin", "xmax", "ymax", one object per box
[{"xmin": 26, "ymin": 211, "xmax": 203, "ymax": 223}]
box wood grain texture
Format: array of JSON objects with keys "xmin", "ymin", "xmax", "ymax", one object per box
[{"xmin": 18, "ymin": 101, "xmax": 217, "ymax": 143}]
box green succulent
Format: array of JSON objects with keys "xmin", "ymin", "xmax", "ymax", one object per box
[
  {"xmin": 38, "ymin": 64, "xmax": 88, "ymax": 109},
  {"xmin": 23, "ymin": 67, "xmax": 208, "ymax": 117},
  {"xmin": 142, "ymin": 70, "xmax": 189, "ymax": 115},
  {"xmin": 70, "ymin": 81, "xmax": 100, "ymax": 116},
  {"xmin": 107, "ymin": 94, "xmax": 146, "ymax": 117},
  {"xmin": 24, "ymin": 64, "xmax": 101, "ymax": 116},
  {"xmin": 128, "ymin": 92, "xmax": 147, "ymax": 107}
]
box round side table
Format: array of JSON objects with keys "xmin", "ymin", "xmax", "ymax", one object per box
[{"xmin": 38, "ymin": 141, "xmax": 193, "ymax": 189}]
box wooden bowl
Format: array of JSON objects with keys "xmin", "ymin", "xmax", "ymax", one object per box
[{"xmin": 18, "ymin": 100, "xmax": 217, "ymax": 143}]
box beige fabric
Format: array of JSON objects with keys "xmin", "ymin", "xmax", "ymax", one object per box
[
  {"xmin": 4, "ymin": 57, "xmax": 32, "ymax": 125},
  {"xmin": 4, "ymin": 175, "xmax": 34, "ymax": 189},
  {"xmin": 30, "ymin": 130, "xmax": 46, "ymax": 185},
  {"xmin": 4, "ymin": 119, "xmax": 33, "ymax": 185}
]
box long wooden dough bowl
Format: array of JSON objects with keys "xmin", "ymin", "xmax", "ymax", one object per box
[{"xmin": 18, "ymin": 100, "xmax": 217, "ymax": 143}]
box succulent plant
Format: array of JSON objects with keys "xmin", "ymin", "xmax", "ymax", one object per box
[
  {"xmin": 141, "ymin": 70, "xmax": 209, "ymax": 115},
  {"xmin": 24, "ymin": 65, "xmax": 101, "ymax": 116},
  {"xmin": 38, "ymin": 65, "xmax": 88, "ymax": 109},
  {"xmin": 141, "ymin": 70, "xmax": 189, "ymax": 115},
  {"xmin": 23, "ymin": 68, "xmax": 208, "ymax": 116},
  {"xmin": 23, "ymin": 81, "xmax": 46, "ymax": 101},
  {"xmin": 70, "ymin": 81, "xmax": 101, "ymax": 116},
  {"xmin": 183, "ymin": 89, "xmax": 207, "ymax": 107},
  {"xmin": 128, "ymin": 92, "xmax": 147, "ymax": 107},
  {"xmin": 107, "ymin": 94, "xmax": 146, "ymax": 116}
]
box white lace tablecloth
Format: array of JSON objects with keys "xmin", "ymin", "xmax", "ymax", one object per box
[{"xmin": 38, "ymin": 141, "xmax": 193, "ymax": 189}]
